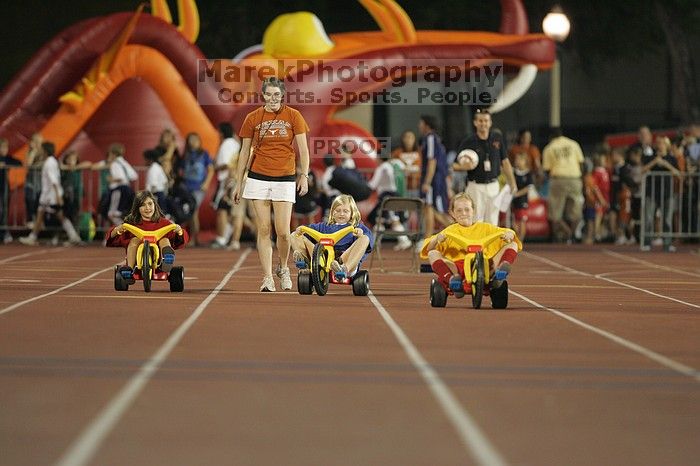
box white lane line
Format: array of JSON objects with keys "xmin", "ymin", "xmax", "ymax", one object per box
[
  {"xmin": 54, "ymin": 249, "xmax": 252, "ymax": 466},
  {"xmin": 0, "ymin": 249, "xmax": 61, "ymax": 264},
  {"xmin": 509, "ymin": 289, "xmax": 700, "ymax": 383},
  {"xmin": 368, "ymin": 292, "xmax": 507, "ymax": 466},
  {"xmin": 602, "ymin": 249, "xmax": 700, "ymax": 278},
  {"xmin": 523, "ymin": 252, "xmax": 700, "ymax": 310},
  {"xmin": 0, "ymin": 266, "xmax": 115, "ymax": 316}
]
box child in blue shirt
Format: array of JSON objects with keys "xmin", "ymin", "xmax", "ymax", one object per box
[{"xmin": 291, "ymin": 194, "xmax": 373, "ymax": 278}]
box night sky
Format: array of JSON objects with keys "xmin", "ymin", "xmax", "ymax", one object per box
[{"xmin": 1, "ymin": 0, "xmax": 528, "ymax": 89}]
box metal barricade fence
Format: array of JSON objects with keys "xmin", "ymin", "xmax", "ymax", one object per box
[
  {"xmin": 0, "ymin": 166, "xmax": 147, "ymax": 239},
  {"xmin": 639, "ymin": 171, "xmax": 700, "ymax": 249}
]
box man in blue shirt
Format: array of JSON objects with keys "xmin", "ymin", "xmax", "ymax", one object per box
[{"xmin": 418, "ymin": 115, "xmax": 452, "ymax": 236}]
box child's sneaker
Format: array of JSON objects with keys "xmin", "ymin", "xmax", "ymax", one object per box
[
  {"xmin": 260, "ymin": 275, "xmax": 276, "ymax": 292},
  {"xmin": 226, "ymin": 240, "xmax": 241, "ymax": 251},
  {"xmin": 63, "ymin": 238, "xmax": 85, "ymax": 247},
  {"xmin": 161, "ymin": 246, "xmax": 175, "ymax": 272},
  {"xmin": 277, "ymin": 265, "xmax": 292, "ymax": 290},
  {"xmin": 293, "ymin": 250, "xmax": 308, "ymax": 269},
  {"xmin": 210, "ymin": 239, "xmax": 225, "ymax": 249},
  {"xmin": 449, "ymin": 275, "xmax": 465, "ymax": 298},
  {"xmin": 492, "ymin": 263, "xmax": 511, "ymax": 289},
  {"xmin": 18, "ymin": 235, "xmax": 37, "ymax": 246},
  {"xmin": 119, "ymin": 265, "xmax": 136, "ymax": 285},
  {"xmin": 331, "ymin": 259, "xmax": 349, "ymax": 279},
  {"xmin": 393, "ymin": 236, "xmax": 412, "ymax": 251}
]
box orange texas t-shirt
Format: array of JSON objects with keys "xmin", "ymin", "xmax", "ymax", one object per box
[{"xmin": 239, "ymin": 106, "xmax": 310, "ymax": 178}]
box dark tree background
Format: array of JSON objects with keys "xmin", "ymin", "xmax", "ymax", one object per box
[{"xmin": 2, "ymin": 0, "xmax": 698, "ymax": 122}]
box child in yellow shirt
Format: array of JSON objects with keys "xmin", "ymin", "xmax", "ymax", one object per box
[{"xmin": 420, "ymin": 193, "xmax": 522, "ymax": 296}]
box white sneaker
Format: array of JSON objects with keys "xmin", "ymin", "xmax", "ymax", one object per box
[
  {"xmin": 226, "ymin": 240, "xmax": 241, "ymax": 251},
  {"xmin": 260, "ymin": 275, "xmax": 276, "ymax": 292},
  {"xmin": 652, "ymin": 238, "xmax": 663, "ymax": 246},
  {"xmin": 2, "ymin": 233, "xmax": 12, "ymax": 244},
  {"xmin": 614, "ymin": 235, "xmax": 627, "ymax": 245},
  {"xmin": 210, "ymin": 239, "xmax": 225, "ymax": 249},
  {"xmin": 393, "ymin": 236, "xmax": 412, "ymax": 251},
  {"xmin": 18, "ymin": 235, "xmax": 37, "ymax": 246},
  {"xmin": 63, "ymin": 237, "xmax": 85, "ymax": 247},
  {"xmin": 276, "ymin": 266, "xmax": 292, "ymax": 290}
]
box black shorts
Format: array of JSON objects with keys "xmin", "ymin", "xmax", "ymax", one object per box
[
  {"xmin": 216, "ymin": 197, "xmax": 232, "ymax": 211},
  {"xmin": 41, "ymin": 203, "xmax": 64, "ymax": 215}
]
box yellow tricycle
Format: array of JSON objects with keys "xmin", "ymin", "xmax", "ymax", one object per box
[
  {"xmin": 114, "ymin": 223, "xmax": 184, "ymax": 293},
  {"xmin": 426, "ymin": 231, "xmax": 509, "ymax": 309},
  {"xmin": 294, "ymin": 225, "xmax": 370, "ymax": 296}
]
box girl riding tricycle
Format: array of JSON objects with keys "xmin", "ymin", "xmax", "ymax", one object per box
[
  {"xmin": 290, "ymin": 194, "xmax": 373, "ymax": 296},
  {"xmin": 106, "ymin": 190, "xmax": 189, "ymax": 292}
]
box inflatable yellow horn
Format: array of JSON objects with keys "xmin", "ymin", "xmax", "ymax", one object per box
[
  {"xmin": 150, "ymin": 0, "xmax": 200, "ymax": 43},
  {"xmin": 262, "ymin": 12, "xmax": 334, "ymax": 57}
]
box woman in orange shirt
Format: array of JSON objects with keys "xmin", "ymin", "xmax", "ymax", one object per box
[{"xmin": 233, "ymin": 77, "xmax": 310, "ymax": 292}]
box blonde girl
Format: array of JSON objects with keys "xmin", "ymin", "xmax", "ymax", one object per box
[{"xmin": 290, "ymin": 194, "xmax": 374, "ymax": 278}]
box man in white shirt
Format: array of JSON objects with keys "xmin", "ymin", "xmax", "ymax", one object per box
[
  {"xmin": 20, "ymin": 142, "xmax": 82, "ymax": 246},
  {"xmin": 211, "ymin": 122, "xmax": 244, "ymax": 249},
  {"xmin": 106, "ymin": 143, "xmax": 138, "ymax": 225},
  {"xmin": 367, "ymin": 152, "xmax": 412, "ymax": 250},
  {"xmin": 145, "ymin": 152, "xmax": 171, "ymax": 213}
]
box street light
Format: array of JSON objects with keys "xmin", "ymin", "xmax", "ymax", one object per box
[{"xmin": 542, "ymin": 6, "xmax": 570, "ymax": 128}]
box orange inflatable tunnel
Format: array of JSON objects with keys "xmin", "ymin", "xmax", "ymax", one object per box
[{"xmin": 9, "ymin": 43, "xmax": 218, "ymax": 188}]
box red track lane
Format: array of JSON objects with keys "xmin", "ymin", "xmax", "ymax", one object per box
[{"xmin": 0, "ymin": 243, "xmax": 698, "ymax": 466}]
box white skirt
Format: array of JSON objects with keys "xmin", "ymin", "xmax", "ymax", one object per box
[{"xmin": 243, "ymin": 178, "xmax": 296, "ymax": 203}]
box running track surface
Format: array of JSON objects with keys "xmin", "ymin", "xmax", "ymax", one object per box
[{"xmin": 1, "ymin": 243, "xmax": 698, "ymax": 466}]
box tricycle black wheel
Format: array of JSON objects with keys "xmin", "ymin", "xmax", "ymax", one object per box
[
  {"xmin": 430, "ymin": 278, "xmax": 447, "ymax": 307},
  {"xmin": 311, "ymin": 242, "xmax": 330, "ymax": 296},
  {"xmin": 351, "ymin": 270, "xmax": 370, "ymax": 296},
  {"xmin": 142, "ymin": 240, "xmax": 152, "ymax": 292},
  {"xmin": 490, "ymin": 280, "xmax": 508, "ymax": 309},
  {"xmin": 297, "ymin": 271, "xmax": 313, "ymax": 294},
  {"xmin": 168, "ymin": 266, "xmax": 184, "ymax": 292},
  {"xmin": 470, "ymin": 251, "xmax": 485, "ymax": 309},
  {"xmin": 114, "ymin": 266, "xmax": 129, "ymax": 291}
]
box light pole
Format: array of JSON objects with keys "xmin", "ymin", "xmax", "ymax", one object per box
[{"xmin": 542, "ymin": 6, "xmax": 570, "ymax": 128}]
